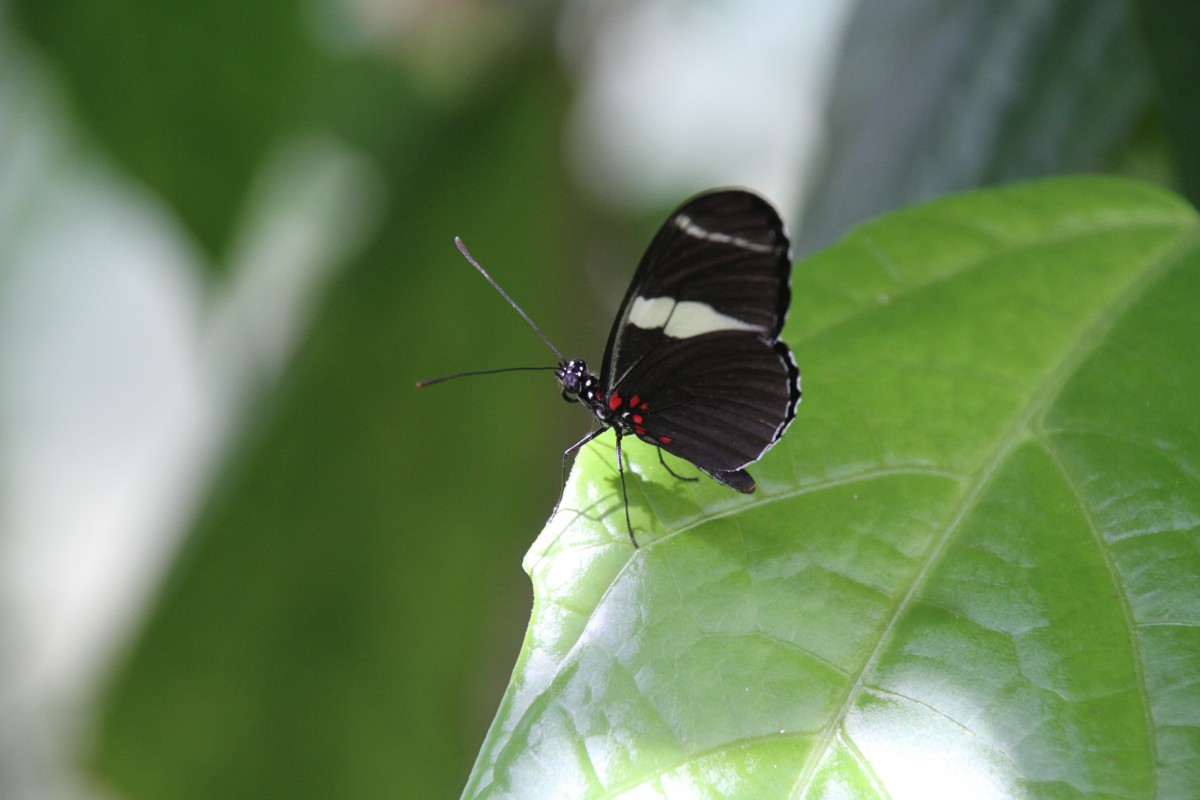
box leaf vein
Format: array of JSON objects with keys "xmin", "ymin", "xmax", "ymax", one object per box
[{"xmin": 1037, "ymin": 433, "xmax": 1158, "ymax": 794}]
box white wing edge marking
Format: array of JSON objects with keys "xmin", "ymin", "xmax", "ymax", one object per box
[
  {"xmin": 628, "ymin": 296, "xmax": 762, "ymax": 338},
  {"xmin": 675, "ymin": 213, "xmax": 775, "ymax": 253}
]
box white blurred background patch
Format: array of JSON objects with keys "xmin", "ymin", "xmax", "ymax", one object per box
[{"xmin": 561, "ymin": 0, "xmax": 852, "ymax": 222}]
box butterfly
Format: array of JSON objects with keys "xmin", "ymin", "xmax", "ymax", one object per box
[{"xmin": 418, "ymin": 189, "xmax": 801, "ymax": 546}]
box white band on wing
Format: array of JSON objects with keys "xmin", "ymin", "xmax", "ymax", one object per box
[
  {"xmin": 628, "ymin": 296, "xmax": 762, "ymax": 338},
  {"xmin": 675, "ymin": 213, "xmax": 775, "ymax": 253}
]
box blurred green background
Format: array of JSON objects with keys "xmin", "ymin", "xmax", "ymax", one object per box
[{"xmin": 0, "ymin": 1, "xmax": 1195, "ymax": 798}]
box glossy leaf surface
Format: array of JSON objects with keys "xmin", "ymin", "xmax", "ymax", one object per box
[{"xmin": 465, "ymin": 177, "xmax": 1200, "ymax": 799}]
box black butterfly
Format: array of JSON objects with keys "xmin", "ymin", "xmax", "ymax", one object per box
[{"xmin": 419, "ymin": 189, "xmax": 801, "ymax": 546}]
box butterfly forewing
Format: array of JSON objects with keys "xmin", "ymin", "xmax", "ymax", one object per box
[{"xmin": 600, "ymin": 190, "xmax": 792, "ymax": 389}]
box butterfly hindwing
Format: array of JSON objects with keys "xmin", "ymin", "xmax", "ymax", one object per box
[{"xmin": 611, "ymin": 332, "xmax": 799, "ymax": 479}]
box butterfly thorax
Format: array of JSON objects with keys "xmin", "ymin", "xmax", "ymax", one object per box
[{"xmin": 557, "ymin": 357, "xmax": 666, "ymax": 444}]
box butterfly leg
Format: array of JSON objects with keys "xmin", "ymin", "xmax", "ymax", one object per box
[
  {"xmin": 553, "ymin": 427, "xmax": 606, "ymax": 518},
  {"xmin": 613, "ymin": 431, "xmax": 639, "ymax": 548},
  {"xmin": 657, "ymin": 448, "xmax": 699, "ymax": 482}
]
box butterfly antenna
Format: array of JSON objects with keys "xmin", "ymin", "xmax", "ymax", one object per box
[
  {"xmin": 415, "ymin": 365, "xmax": 560, "ymax": 388},
  {"xmin": 454, "ymin": 236, "xmax": 565, "ymax": 363}
]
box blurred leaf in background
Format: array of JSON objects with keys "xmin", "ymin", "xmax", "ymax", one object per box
[
  {"xmin": 797, "ymin": 0, "xmax": 1154, "ymax": 254},
  {"xmin": 2, "ymin": 0, "xmax": 596, "ymax": 798},
  {"xmin": 1, "ymin": 0, "xmax": 1198, "ymax": 798},
  {"xmin": 1131, "ymin": 0, "xmax": 1200, "ymax": 205},
  {"xmin": 10, "ymin": 0, "xmax": 339, "ymax": 262},
  {"xmin": 88, "ymin": 51, "xmax": 586, "ymax": 800}
]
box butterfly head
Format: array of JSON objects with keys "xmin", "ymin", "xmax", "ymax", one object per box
[{"xmin": 557, "ymin": 358, "xmax": 602, "ymax": 407}]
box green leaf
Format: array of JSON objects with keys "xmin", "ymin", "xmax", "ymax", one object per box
[{"xmin": 464, "ymin": 177, "xmax": 1200, "ymax": 799}]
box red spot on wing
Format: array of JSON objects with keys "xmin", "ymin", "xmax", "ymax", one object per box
[
  {"xmin": 609, "ymin": 393, "xmax": 623, "ymax": 411},
  {"xmin": 639, "ymin": 402, "xmax": 649, "ymax": 411},
  {"xmin": 659, "ymin": 436, "xmax": 671, "ymax": 445},
  {"xmin": 629, "ymin": 394, "xmax": 641, "ymax": 408},
  {"xmin": 634, "ymin": 426, "xmax": 646, "ymax": 436},
  {"xmin": 632, "ymin": 414, "xmax": 643, "ymax": 425}
]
